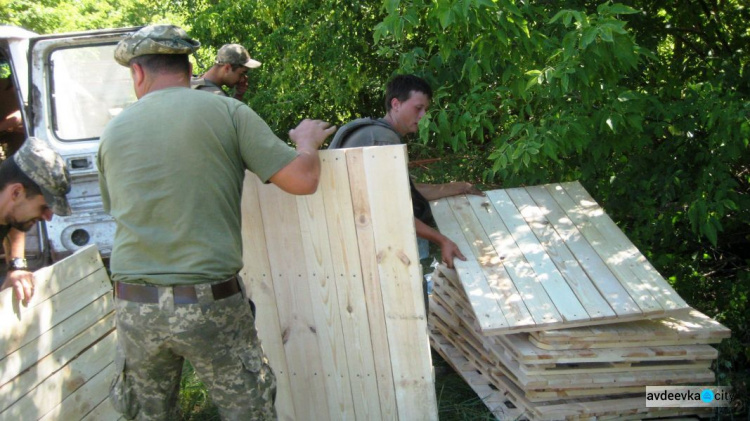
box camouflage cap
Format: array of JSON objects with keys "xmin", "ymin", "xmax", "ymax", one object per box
[
  {"xmin": 114, "ymin": 24, "xmax": 200, "ymax": 67},
  {"xmin": 215, "ymin": 44, "xmax": 261, "ymax": 69},
  {"xmin": 13, "ymin": 137, "xmax": 72, "ymax": 216}
]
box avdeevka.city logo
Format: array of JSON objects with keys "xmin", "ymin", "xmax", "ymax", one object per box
[{"xmin": 646, "ymin": 386, "xmax": 735, "ymax": 408}]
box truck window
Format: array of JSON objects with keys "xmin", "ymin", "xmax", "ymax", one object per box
[
  {"xmin": 0, "ymin": 57, "xmax": 25, "ymax": 159},
  {"xmin": 50, "ymin": 44, "xmax": 135, "ymax": 141}
]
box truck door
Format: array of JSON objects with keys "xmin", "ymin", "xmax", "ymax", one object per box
[
  {"xmin": 1, "ymin": 26, "xmax": 45, "ymax": 272},
  {"xmin": 27, "ymin": 28, "xmax": 138, "ymax": 263}
]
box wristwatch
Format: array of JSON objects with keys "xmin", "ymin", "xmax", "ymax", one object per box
[{"xmin": 8, "ymin": 257, "xmax": 28, "ymax": 271}]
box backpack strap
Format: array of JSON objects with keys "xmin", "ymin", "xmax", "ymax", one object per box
[
  {"xmin": 327, "ymin": 118, "xmax": 397, "ymax": 149},
  {"xmin": 328, "ymin": 118, "xmax": 435, "ymax": 225}
]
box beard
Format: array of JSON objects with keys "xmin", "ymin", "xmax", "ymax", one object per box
[{"xmin": 9, "ymin": 219, "xmax": 37, "ymax": 232}]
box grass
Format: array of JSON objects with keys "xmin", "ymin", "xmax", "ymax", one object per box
[{"xmin": 178, "ymin": 350, "xmax": 495, "ymax": 420}]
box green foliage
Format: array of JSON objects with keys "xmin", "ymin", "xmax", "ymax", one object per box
[
  {"xmin": 10, "ymin": 0, "xmax": 748, "ymax": 415},
  {"xmin": 186, "ymin": 0, "xmax": 398, "ymax": 134},
  {"xmin": 0, "ymin": 0, "xmax": 184, "ymax": 34},
  {"xmin": 378, "ymin": 0, "xmax": 748, "ymax": 411}
]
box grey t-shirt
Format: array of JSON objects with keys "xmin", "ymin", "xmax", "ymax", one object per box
[{"xmin": 191, "ymin": 77, "xmax": 227, "ymax": 96}]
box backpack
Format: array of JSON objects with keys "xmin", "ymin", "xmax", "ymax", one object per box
[{"xmin": 328, "ymin": 118, "xmax": 435, "ymax": 225}]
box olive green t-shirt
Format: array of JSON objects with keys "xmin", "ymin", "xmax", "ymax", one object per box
[{"xmin": 98, "ymin": 87, "xmax": 298, "ymax": 285}]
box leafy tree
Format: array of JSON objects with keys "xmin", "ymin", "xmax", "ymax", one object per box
[
  {"xmin": 0, "ymin": 0, "xmax": 184, "ymax": 34},
  {"xmin": 376, "ymin": 0, "xmax": 748, "ymax": 405},
  {"xmin": 185, "ymin": 0, "xmax": 398, "ymax": 134}
]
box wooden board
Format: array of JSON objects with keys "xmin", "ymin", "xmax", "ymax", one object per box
[
  {"xmin": 430, "ymin": 181, "xmax": 691, "ymax": 334},
  {"xmin": 528, "ymin": 309, "xmax": 731, "ymax": 350},
  {"xmin": 429, "ymin": 267, "xmax": 717, "ymax": 406},
  {"xmin": 430, "ymin": 328, "xmax": 714, "ymax": 421},
  {"xmin": 241, "ymin": 146, "xmax": 437, "ymax": 421},
  {"xmin": 430, "ymin": 293, "xmax": 714, "ymax": 394},
  {"xmin": 0, "ymin": 245, "xmax": 121, "ymax": 420},
  {"xmin": 434, "ymin": 267, "xmax": 718, "ymax": 366}
]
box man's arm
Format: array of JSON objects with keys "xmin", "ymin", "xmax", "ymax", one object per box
[
  {"xmin": 269, "ymin": 119, "xmax": 336, "ymax": 195},
  {"xmin": 415, "ymin": 218, "xmax": 465, "ymax": 269},
  {"xmin": 415, "ymin": 181, "xmax": 484, "ymax": 201},
  {"xmin": 1, "ymin": 228, "xmax": 35, "ymax": 306},
  {"xmin": 0, "ymin": 110, "xmax": 23, "ymax": 134}
]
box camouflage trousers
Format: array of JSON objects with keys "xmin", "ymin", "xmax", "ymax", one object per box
[{"xmin": 109, "ymin": 280, "xmax": 277, "ymax": 420}]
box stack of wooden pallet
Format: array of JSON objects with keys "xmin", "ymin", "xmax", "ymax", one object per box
[{"xmin": 427, "ymin": 182, "xmax": 731, "ymax": 420}]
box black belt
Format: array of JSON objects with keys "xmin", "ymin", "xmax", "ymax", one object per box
[{"xmin": 114, "ymin": 276, "xmax": 241, "ymax": 304}]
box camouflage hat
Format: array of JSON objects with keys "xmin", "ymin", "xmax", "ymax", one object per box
[
  {"xmin": 114, "ymin": 24, "xmax": 200, "ymax": 67},
  {"xmin": 215, "ymin": 44, "xmax": 261, "ymax": 69},
  {"xmin": 13, "ymin": 137, "xmax": 72, "ymax": 216}
]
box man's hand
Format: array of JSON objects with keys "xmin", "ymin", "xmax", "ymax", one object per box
[
  {"xmin": 416, "ymin": 181, "xmax": 485, "ymax": 201},
  {"xmin": 289, "ymin": 119, "xmax": 336, "ymax": 151},
  {"xmin": 456, "ymin": 182, "xmax": 484, "ymax": 197},
  {"xmin": 233, "ymin": 75, "xmax": 248, "ymax": 100},
  {"xmin": 2, "ymin": 270, "xmax": 35, "ymax": 306},
  {"xmin": 271, "ymin": 119, "xmax": 336, "ymax": 195},
  {"xmin": 439, "ymin": 237, "xmax": 466, "ymax": 269}
]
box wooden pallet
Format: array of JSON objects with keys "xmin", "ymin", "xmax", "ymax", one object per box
[
  {"xmin": 431, "ymin": 295, "xmax": 713, "ymax": 399},
  {"xmin": 430, "ymin": 328, "xmax": 713, "ymax": 420},
  {"xmin": 435, "ymin": 268, "xmax": 718, "ymax": 366},
  {"xmin": 430, "ymin": 181, "xmax": 691, "ymax": 335},
  {"xmin": 430, "ymin": 268, "xmax": 717, "ymax": 405},
  {"xmin": 0, "ymin": 245, "xmax": 122, "ymax": 420},
  {"xmin": 241, "ymin": 146, "xmax": 436, "ymax": 421},
  {"xmin": 528, "ymin": 309, "xmax": 730, "ymax": 350}
]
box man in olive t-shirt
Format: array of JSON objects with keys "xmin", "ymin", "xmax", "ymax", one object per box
[{"xmin": 99, "ymin": 25, "xmax": 335, "ymax": 420}]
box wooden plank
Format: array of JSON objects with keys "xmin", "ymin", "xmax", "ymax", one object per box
[
  {"xmin": 361, "ymin": 145, "xmax": 437, "ymax": 420},
  {"xmin": 80, "ymin": 396, "xmax": 124, "ymax": 421},
  {"xmin": 296, "ymin": 174, "xmax": 356, "ymax": 419},
  {"xmin": 508, "ymin": 188, "xmax": 616, "ymax": 320},
  {"xmin": 486, "ymin": 189, "xmax": 585, "ymax": 323},
  {"xmin": 525, "ymin": 185, "xmax": 642, "ymax": 318},
  {"xmin": 429, "ymin": 196, "xmax": 511, "ymax": 332},
  {"xmin": 240, "ymin": 171, "xmax": 295, "ymax": 421},
  {"xmin": 544, "ymin": 183, "xmax": 666, "ymax": 314},
  {"xmin": 0, "ymin": 244, "xmax": 103, "ymax": 315},
  {"xmin": 319, "ymin": 150, "xmax": 382, "ymax": 420},
  {"xmin": 345, "ymin": 148, "xmax": 398, "ymax": 419},
  {"xmin": 0, "ymin": 245, "xmax": 106, "ymax": 357},
  {"xmin": 449, "ymin": 194, "xmax": 534, "ymax": 328},
  {"xmin": 2, "ymin": 329, "xmax": 116, "ymax": 420},
  {"xmin": 0, "ymin": 284, "xmax": 113, "ymax": 388},
  {"xmin": 1, "ymin": 311, "xmax": 115, "ymax": 411},
  {"xmin": 429, "ymin": 332, "xmax": 525, "ymax": 420},
  {"xmin": 0, "ymin": 263, "xmax": 111, "ymax": 361},
  {"xmin": 256, "ymin": 181, "xmax": 331, "ymax": 421},
  {"xmin": 38, "ymin": 345, "xmax": 117, "ymax": 420},
  {"xmin": 560, "ymin": 181, "xmax": 689, "ymax": 311},
  {"xmin": 529, "ymin": 308, "xmax": 731, "ymax": 348}
]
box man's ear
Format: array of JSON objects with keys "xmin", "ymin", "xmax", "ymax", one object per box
[
  {"xmin": 390, "ymin": 97, "xmax": 401, "ymax": 112},
  {"xmin": 9, "ymin": 183, "xmax": 24, "ymax": 200},
  {"xmin": 131, "ymin": 63, "xmax": 145, "ymax": 85}
]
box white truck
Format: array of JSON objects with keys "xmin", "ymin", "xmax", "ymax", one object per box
[{"xmin": 1, "ymin": 25, "xmax": 138, "ymax": 269}]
